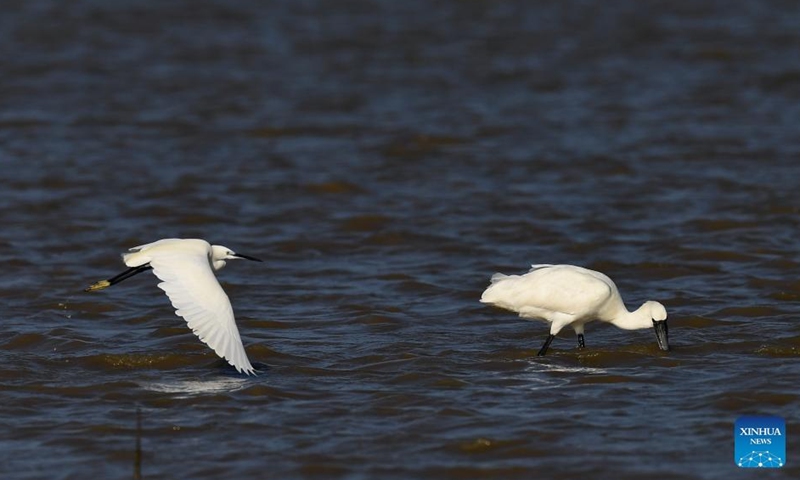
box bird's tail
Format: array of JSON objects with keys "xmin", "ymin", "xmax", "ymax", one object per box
[
  {"xmin": 489, "ymin": 273, "xmax": 509, "ymax": 284},
  {"xmin": 480, "ymin": 273, "xmax": 511, "ymax": 304},
  {"xmin": 122, "ymin": 244, "xmax": 154, "ymax": 267},
  {"xmin": 122, "ymin": 239, "xmax": 181, "ymax": 267}
]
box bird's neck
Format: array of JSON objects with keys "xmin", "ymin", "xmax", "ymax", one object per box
[
  {"xmin": 610, "ymin": 304, "xmax": 653, "ymax": 331},
  {"xmin": 212, "ymin": 260, "xmax": 227, "ymax": 271}
]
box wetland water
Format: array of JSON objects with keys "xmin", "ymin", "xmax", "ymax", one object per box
[{"xmin": 1, "ymin": 1, "xmax": 799, "ymax": 478}]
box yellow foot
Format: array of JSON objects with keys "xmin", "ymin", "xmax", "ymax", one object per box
[{"xmin": 84, "ymin": 280, "xmax": 111, "ymax": 292}]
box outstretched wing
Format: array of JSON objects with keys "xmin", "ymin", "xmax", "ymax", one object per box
[{"xmin": 149, "ymin": 251, "xmax": 255, "ymax": 375}]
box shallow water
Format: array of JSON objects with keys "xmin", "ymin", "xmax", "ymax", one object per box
[{"xmin": 1, "ymin": 0, "xmax": 800, "ymax": 478}]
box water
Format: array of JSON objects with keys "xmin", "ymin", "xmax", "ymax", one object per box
[{"xmin": 1, "ymin": 0, "xmax": 799, "ymax": 478}]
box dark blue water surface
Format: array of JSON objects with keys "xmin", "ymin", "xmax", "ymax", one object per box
[{"xmin": 1, "ymin": 1, "xmax": 799, "ymax": 478}]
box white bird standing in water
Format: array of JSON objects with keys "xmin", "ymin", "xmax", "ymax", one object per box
[
  {"xmin": 85, "ymin": 238, "xmax": 262, "ymax": 375},
  {"xmin": 480, "ymin": 264, "xmax": 669, "ymax": 356}
]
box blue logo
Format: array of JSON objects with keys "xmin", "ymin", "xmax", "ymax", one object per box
[{"xmin": 735, "ymin": 416, "xmax": 785, "ymax": 468}]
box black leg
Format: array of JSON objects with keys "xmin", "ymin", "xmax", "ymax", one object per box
[
  {"xmin": 577, "ymin": 334, "xmax": 585, "ymax": 349},
  {"xmin": 537, "ymin": 334, "xmax": 555, "ymax": 356},
  {"xmin": 85, "ymin": 264, "xmax": 152, "ymax": 292},
  {"xmin": 107, "ymin": 265, "xmax": 152, "ymax": 285}
]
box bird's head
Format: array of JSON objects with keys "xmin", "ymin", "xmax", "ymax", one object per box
[
  {"xmin": 642, "ymin": 300, "xmax": 669, "ymax": 351},
  {"xmin": 210, "ymin": 245, "xmax": 263, "ymax": 271}
]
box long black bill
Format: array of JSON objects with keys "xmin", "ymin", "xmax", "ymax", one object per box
[
  {"xmin": 653, "ymin": 320, "xmax": 670, "ymax": 351},
  {"xmin": 84, "ymin": 264, "xmax": 152, "ymax": 292},
  {"xmin": 233, "ymin": 253, "xmax": 263, "ymax": 262}
]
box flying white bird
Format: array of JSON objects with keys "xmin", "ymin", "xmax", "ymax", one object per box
[
  {"xmin": 480, "ymin": 264, "xmax": 669, "ymax": 356},
  {"xmin": 85, "ymin": 238, "xmax": 262, "ymax": 375}
]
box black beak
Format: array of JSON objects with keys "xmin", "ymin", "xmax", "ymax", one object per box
[
  {"xmin": 233, "ymin": 253, "xmax": 263, "ymax": 262},
  {"xmin": 653, "ymin": 320, "xmax": 670, "ymax": 351}
]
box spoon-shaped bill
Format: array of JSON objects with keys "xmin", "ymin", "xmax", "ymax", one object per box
[{"xmin": 653, "ymin": 320, "xmax": 669, "ymax": 351}]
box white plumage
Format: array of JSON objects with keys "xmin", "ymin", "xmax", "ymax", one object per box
[
  {"xmin": 87, "ymin": 238, "xmax": 262, "ymax": 375},
  {"xmin": 480, "ymin": 264, "xmax": 669, "ymax": 355}
]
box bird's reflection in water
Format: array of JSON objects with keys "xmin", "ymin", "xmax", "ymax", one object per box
[{"xmin": 142, "ymin": 376, "xmax": 249, "ymax": 397}]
